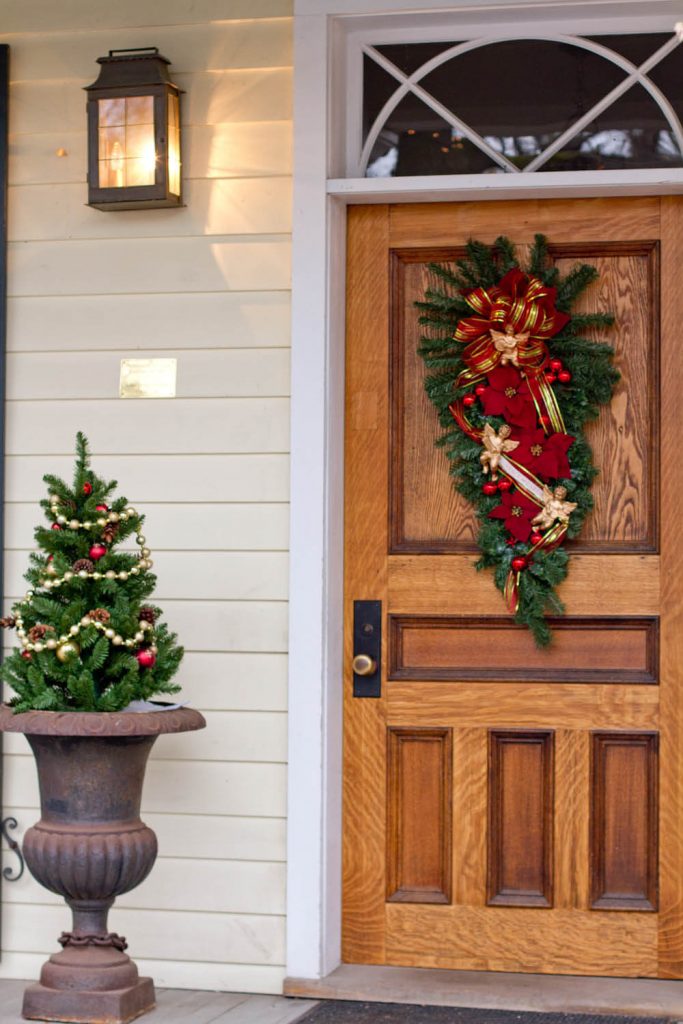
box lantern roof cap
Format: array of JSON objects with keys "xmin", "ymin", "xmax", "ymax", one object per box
[{"xmin": 85, "ymin": 47, "xmax": 178, "ymax": 91}]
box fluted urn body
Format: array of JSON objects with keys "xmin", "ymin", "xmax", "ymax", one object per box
[{"xmin": 0, "ymin": 705, "xmax": 205, "ymax": 1024}]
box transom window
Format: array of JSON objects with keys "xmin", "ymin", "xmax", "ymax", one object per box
[{"xmin": 360, "ymin": 31, "xmax": 683, "ymax": 178}]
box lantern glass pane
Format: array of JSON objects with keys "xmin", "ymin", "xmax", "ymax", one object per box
[
  {"xmin": 97, "ymin": 96, "xmax": 156, "ymax": 188},
  {"xmin": 167, "ymin": 92, "xmax": 181, "ymax": 196},
  {"xmin": 126, "ymin": 95, "xmax": 154, "ymax": 126},
  {"xmin": 98, "ymin": 97, "xmax": 125, "ymax": 127}
]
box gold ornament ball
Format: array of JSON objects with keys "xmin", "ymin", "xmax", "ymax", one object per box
[{"xmin": 56, "ymin": 641, "xmax": 80, "ymax": 663}]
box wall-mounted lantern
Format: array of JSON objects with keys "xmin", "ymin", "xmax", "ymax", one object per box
[{"xmin": 85, "ymin": 47, "xmax": 182, "ymax": 211}]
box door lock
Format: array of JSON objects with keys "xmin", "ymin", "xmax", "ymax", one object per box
[{"xmin": 352, "ymin": 600, "xmax": 381, "ymax": 698}]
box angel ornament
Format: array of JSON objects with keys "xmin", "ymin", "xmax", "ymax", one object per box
[
  {"xmin": 490, "ymin": 324, "xmax": 530, "ymax": 367},
  {"xmin": 480, "ymin": 423, "xmax": 519, "ymax": 481},
  {"xmin": 531, "ymin": 485, "xmax": 577, "ymax": 531}
]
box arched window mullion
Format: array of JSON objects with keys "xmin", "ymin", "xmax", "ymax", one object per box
[
  {"xmin": 360, "ymin": 45, "xmax": 519, "ymax": 175},
  {"xmin": 359, "ymin": 31, "xmax": 683, "ymax": 178},
  {"xmin": 525, "ymin": 33, "xmax": 683, "ymax": 172}
]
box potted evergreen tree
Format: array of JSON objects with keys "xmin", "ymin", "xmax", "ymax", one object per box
[{"xmin": 0, "ymin": 434, "xmax": 205, "ymax": 1024}]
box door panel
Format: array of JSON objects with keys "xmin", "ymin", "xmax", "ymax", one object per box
[{"xmin": 343, "ymin": 197, "xmax": 683, "ymax": 977}]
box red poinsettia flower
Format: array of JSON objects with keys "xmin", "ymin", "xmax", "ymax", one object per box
[
  {"xmin": 511, "ymin": 427, "xmax": 575, "ymax": 480},
  {"xmin": 480, "ymin": 365, "xmax": 537, "ymax": 429},
  {"xmin": 488, "ymin": 488, "xmax": 539, "ymax": 542}
]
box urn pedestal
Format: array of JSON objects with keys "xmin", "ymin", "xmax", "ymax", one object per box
[{"xmin": 0, "ymin": 705, "xmax": 206, "ymax": 1024}]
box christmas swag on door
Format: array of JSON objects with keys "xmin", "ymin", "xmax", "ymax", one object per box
[{"xmin": 418, "ymin": 235, "xmax": 618, "ymax": 644}]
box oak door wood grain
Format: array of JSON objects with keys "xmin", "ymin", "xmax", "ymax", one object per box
[{"xmin": 343, "ymin": 197, "xmax": 676, "ymax": 979}]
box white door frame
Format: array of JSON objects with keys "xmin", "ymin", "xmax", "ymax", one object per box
[{"xmin": 286, "ymin": 0, "xmax": 683, "ymax": 982}]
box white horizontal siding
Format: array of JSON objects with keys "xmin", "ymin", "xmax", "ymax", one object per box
[
  {"xmin": 4, "ymin": 806, "xmax": 287, "ymax": 860},
  {"xmin": 0, "ymin": 1, "xmax": 294, "ymax": 993},
  {"xmin": 7, "ymin": 350, "xmax": 291, "ymax": 398},
  {"xmin": 8, "ymin": 178, "xmax": 293, "ymax": 240},
  {"xmin": 5, "ymin": 503, "xmax": 290, "ymax": 550}
]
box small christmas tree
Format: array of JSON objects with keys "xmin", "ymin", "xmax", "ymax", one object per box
[{"xmin": 1, "ymin": 433, "xmax": 183, "ymax": 712}]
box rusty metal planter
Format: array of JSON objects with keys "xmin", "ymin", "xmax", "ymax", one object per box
[{"xmin": 0, "ymin": 704, "xmax": 206, "ymax": 1024}]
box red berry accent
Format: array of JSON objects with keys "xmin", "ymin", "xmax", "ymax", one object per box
[
  {"xmin": 51, "ymin": 523, "xmax": 61, "ymax": 531},
  {"xmin": 47, "ymin": 555, "xmax": 53, "ymax": 562},
  {"xmin": 83, "ymin": 482, "xmax": 93, "ymax": 496},
  {"xmin": 530, "ymin": 531, "xmax": 543, "ymax": 545},
  {"xmin": 497, "ymin": 479, "xmax": 512, "ymax": 491},
  {"xmin": 474, "ymin": 384, "xmax": 486, "ymax": 396},
  {"xmin": 549, "ymin": 358, "xmax": 563, "ymax": 372},
  {"xmin": 544, "ymin": 372, "xmax": 556, "ymax": 384},
  {"xmin": 558, "ymin": 369, "xmax": 572, "ymax": 383},
  {"xmin": 462, "ymin": 394, "xmax": 476, "ymax": 407},
  {"xmin": 89, "ymin": 544, "xmax": 107, "ymax": 561},
  {"xmin": 95, "ymin": 504, "xmax": 108, "ymax": 512},
  {"xmin": 511, "ymin": 556, "xmax": 528, "ymax": 572},
  {"xmin": 136, "ymin": 649, "xmax": 156, "ymax": 669},
  {"xmin": 539, "ymin": 415, "xmax": 551, "ymax": 429},
  {"xmin": 21, "ymin": 650, "xmax": 32, "ymax": 660},
  {"xmin": 482, "ymin": 482, "xmax": 498, "ymax": 496}
]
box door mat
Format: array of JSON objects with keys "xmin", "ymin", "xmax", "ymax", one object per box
[{"xmin": 298, "ymin": 1003, "xmax": 669, "ymax": 1024}]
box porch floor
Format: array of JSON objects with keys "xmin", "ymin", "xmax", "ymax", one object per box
[{"xmin": 0, "ymin": 981, "xmax": 319, "ymax": 1024}]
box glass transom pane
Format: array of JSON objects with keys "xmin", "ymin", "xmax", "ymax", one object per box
[{"xmin": 362, "ymin": 33, "xmax": 683, "ymax": 177}]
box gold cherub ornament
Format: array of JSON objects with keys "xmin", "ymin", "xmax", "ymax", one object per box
[
  {"xmin": 480, "ymin": 422, "xmax": 519, "ymax": 481},
  {"xmin": 490, "ymin": 324, "xmax": 530, "ymax": 367},
  {"xmin": 531, "ymin": 485, "xmax": 577, "ymax": 531}
]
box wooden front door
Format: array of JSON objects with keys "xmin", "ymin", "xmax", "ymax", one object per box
[{"xmin": 342, "ymin": 197, "xmax": 683, "ymax": 978}]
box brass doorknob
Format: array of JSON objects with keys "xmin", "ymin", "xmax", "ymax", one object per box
[{"xmin": 352, "ymin": 653, "xmax": 377, "ymax": 676}]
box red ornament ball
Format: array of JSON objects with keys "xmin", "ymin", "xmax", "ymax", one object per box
[
  {"xmin": 21, "ymin": 650, "xmax": 32, "ymax": 660},
  {"xmin": 51, "ymin": 523, "xmax": 61, "ymax": 531},
  {"xmin": 558, "ymin": 369, "xmax": 572, "ymax": 383},
  {"xmin": 95, "ymin": 504, "xmax": 108, "ymax": 512},
  {"xmin": 462, "ymin": 393, "xmax": 477, "ymax": 407},
  {"xmin": 136, "ymin": 649, "xmax": 156, "ymax": 669},
  {"xmin": 544, "ymin": 372, "xmax": 556, "ymax": 384},
  {"xmin": 89, "ymin": 544, "xmax": 107, "ymax": 561},
  {"xmin": 497, "ymin": 479, "xmax": 512, "ymax": 491},
  {"xmin": 511, "ymin": 556, "xmax": 528, "ymax": 572},
  {"xmin": 474, "ymin": 384, "xmax": 487, "ymax": 396},
  {"xmin": 549, "ymin": 358, "xmax": 563, "ymax": 372},
  {"xmin": 482, "ymin": 481, "xmax": 498, "ymax": 496},
  {"xmin": 83, "ymin": 482, "xmax": 93, "ymax": 496},
  {"xmin": 539, "ymin": 415, "xmax": 551, "ymax": 429},
  {"xmin": 530, "ymin": 531, "xmax": 543, "ymax": 545}
]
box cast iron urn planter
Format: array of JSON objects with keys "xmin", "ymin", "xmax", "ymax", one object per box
[{"xmin": 0, "ymin": 704, "xmax": 205, "ymax": 1024}]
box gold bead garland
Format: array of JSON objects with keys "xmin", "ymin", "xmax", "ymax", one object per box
[{"xmin": 15, "ymin": 499, "xmax": 157, "ymax": 658}]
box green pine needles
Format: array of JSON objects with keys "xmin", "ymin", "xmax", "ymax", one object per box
[
  {"xmin": 417, "ymin": 234, "xmax": 619, "ymax": 646},
  {"xmin": 2, "ymin": 433, "xmax": 183, "ymax": 712}
]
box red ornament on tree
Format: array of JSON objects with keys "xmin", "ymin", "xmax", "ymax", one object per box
[
  {"xmin": 530, "ymin": 531, "xmax": 543, "ymax": 545},
  {"xmin": 51, "ymin": 523, "xmax": 61, "ymax": 531},
  {"xmin": 497, "ymin": 479, "xmax": 512, "ymax": 492},
  {"xmin": 511, "ymin": 556, "xmax": 528, "ymax": 572},
  {"xmin": 544, "ymin": 372, "xmax": 556, "ymax": 384},
  {"xmin": 21, "ymin": 650, "xmax": 32, "ymax": 660},
  {"xmin": 549, "ymin": 358, "xmax": 563, "ymax": 372},
  {"xmin": 474, "ymin": 384, "xmax": 486, "ymax": 396},
  {"xmin": 482, "ymin": 481, "xmax": 498, "ymax": 496},
  {"xmin": 83, "ymin": 482, "xmax": 93, "ymax": 496},
  {"xmin": 462, "ymin": 393, "xmax": 477, "ymax": 407},
  {"xmin": 136, "ymin": 649, "xmax": 156, "ymax": 669},
  {"xmin": 95, "ymin": 504, "xmax": 108, "ymax": 512},
  {"xmin": 89, "ymin": 544, "xmax": 107, "ymax": 561},
  {"xmin": 558, "ymin": 369, "xmax": 572, "ymax": 383}
]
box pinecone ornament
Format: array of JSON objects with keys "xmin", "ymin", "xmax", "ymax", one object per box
[
  {"xmin": 0, "ymin": 615, "xmax": 16, "ymax": 629},
  {"xmin": 88, "ymin": 608, "xmax": 111, "ymax": 624},
  {"xmin": 102, "ymin": 523, "xmax": 119, "ymax": 544},
  {"xmin": 73, "ymin": 558, "xmax": 95, "ymax": 574},
  {"xmin": 28, "ymin": 624, "xmax": 55, "ymax": 642},
  {"xmin": 139, "ymin": 605, "xmax": 157, "ymax": 624}
]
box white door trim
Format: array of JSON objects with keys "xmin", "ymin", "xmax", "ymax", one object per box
[{"xmin": 286, "ymin": 0, "xmax": 683, "ymax": 983}]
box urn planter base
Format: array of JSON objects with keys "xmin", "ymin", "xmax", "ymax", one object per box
[{"xmin": 0, "ymin": 705, "xmax": 206, "ymax": 1024}]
